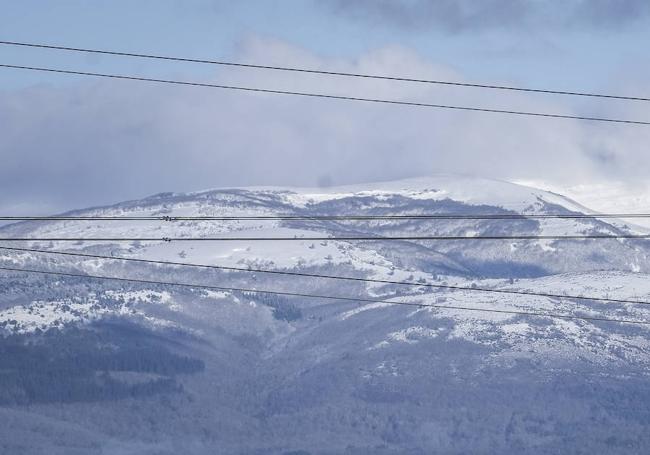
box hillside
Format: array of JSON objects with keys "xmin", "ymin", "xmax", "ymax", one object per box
[{"xmin": 1, "ymin": 176, "xmax": 650, "ymax": 454}]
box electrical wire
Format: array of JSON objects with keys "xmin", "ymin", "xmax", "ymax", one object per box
[
  {"xmin": 1, "ymin": 63, "xmax": 648, "ymax": 125},
  {"xmin": 2, "ymin": 213, "xmax": 650, "ymax": 221},
  {"xmin": 0, "ymin": 265, "xmax": 647, "ymax": 326},
  {"xmin": 1, "ymin": 39, "xmax": 648, "ymax": 102},
  {"xmin": 1, "ymin": 245, "xmax": 647, "ymax": 306},
  {"xmin": 0, "ymin": 234, "xmax": 648, "ymax": 241}
]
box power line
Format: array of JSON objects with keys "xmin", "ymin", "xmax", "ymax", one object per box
[
  {"xmin": 2, "ymin": 245, "xmax": 647, "ymax": 306},
  {"xmin": 0, "ymin": 234, "xmax": 648, "ymax": 241},
  {"xmin": 1, "ymin": 63, "xmax": 648, "ymax": 126},
  {"xmin": 3, "ymin": 213, "xmax": 650, "ymax": 221},
  {"xmin": 0, "ymin": 265, "xmax": 647, "ymax": 326},
  {"xmin": 1, "ymin": 39, "xmax": 648, "ymax": 102}
]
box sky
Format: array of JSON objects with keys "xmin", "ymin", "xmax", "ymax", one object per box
[{"xmin": 1, "ymin": 0, "xmax": 650, "ymax": 215}]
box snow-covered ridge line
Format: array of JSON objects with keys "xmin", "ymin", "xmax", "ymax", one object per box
[{"xmin": 0, "ymin": 175, "xmax": 587, "ymax": 222}]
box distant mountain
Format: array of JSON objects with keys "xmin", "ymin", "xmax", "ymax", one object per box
[
  {"xmin": 1, "ymin": 176, "xmax": 650, "ymax": 454},
  {"xmin": 515, "ymin": 178, "xmax": 650, "ymax": 229}
]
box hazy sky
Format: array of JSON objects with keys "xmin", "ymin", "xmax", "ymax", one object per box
[{"xmin": 1, "ymin": 0, "xmax": 650, "ymax": 214}]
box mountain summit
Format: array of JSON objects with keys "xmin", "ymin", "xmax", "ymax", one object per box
[{"xmin": 1, "ymin": 176, "xmax": 650, "ymax": 454}]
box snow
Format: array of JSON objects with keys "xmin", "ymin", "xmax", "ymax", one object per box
[
  {"xmin": 0, "ymin": 290, "xmax": 180, "ymax": 334},
  {"xmin": 340, "ymin": 301, "xmax": 395, "ymax": 320},
  {"xmin": 202, "ymin": 290, "xmax": 235, "ymax": 300},
  {"xmin": 383, "ymin": 326, "xmax": 442, "ymax": 345},
  {"xmin": 513, "ymin": 179, "xmax": 650, "ymax": 231},
  {"xmin": 2, "ymin": 174, "xmax": 650, "ymax": 369},
  {"xmin": 104, "ymin": 290, "xmax": 178, "ymax": 310},
  {"xmin": 0, "ymin": 299, "xmax": 101, "ymax": 334},
  {"xmin": 229, "ymin": 175, "xmax": 587, "ymax": 214}
]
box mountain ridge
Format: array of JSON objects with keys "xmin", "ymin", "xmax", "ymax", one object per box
[{"xmin": 1, "ymin": 175, "xmax": 650, "ymax": 453}]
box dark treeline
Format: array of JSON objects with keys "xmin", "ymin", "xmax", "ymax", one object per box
[{"xmin": 0, "ymin": 321, "xmax": 204, "ymax": 405}]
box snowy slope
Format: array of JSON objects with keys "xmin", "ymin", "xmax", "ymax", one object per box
[
  {"xmin": 514, "ymin": 178, "xmax": 650, "ymax": 230},
  {"xmin": 2, "ymin": 175, "xmax": 650, "ymax": 340},
  {"xmin": 2, "ymin": 175, "xmax": 650, "ymax": 453}
]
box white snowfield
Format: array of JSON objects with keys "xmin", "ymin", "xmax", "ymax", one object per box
[
  {"xmin": 348, "ymin": 271, "xmax": 650, "ymax": 365},
  {"xmin": 0, "ymin": 290, "xmax": 179, "ymax": 334},
  {"xmin": 1, "ymin": 175, "xmax": 650, "ymax": 367},
  {"xmin": 515, "ymin": 179, "xmax": 650, "ymax": 231}
]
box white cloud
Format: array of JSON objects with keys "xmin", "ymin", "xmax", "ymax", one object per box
[
  {"xmin": 0, "ymin": 36, "xmax": 647, "ymax": 214},
  {"xmin": 325, "ymin": 0, "xmax": 650, "ymax": 32}
]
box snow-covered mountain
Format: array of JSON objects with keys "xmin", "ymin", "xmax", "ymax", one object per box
[
  {"xmin": 1, "ymin": 176, "xmax": 650, "ymax": 454},
  {"xmin": 515, "ymin": 179, "xmax": 650, "ymax": 229}
]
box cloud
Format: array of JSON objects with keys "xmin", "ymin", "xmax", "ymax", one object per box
[
  {"xmin": 324, "ymin": 0, "xmax": 650, "ymax": 33},
  {"xmin": 572, "ymin": 0, "xmax": 650, "ymax": 28},
  {"xmin": 0, "ymin": 36, "xmax": 647, "ymax": 214}
]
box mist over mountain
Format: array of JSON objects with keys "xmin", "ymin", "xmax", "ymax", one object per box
[{"xmin": 1, "ymin": 176, "xmax": 650, "ymax": 454}]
